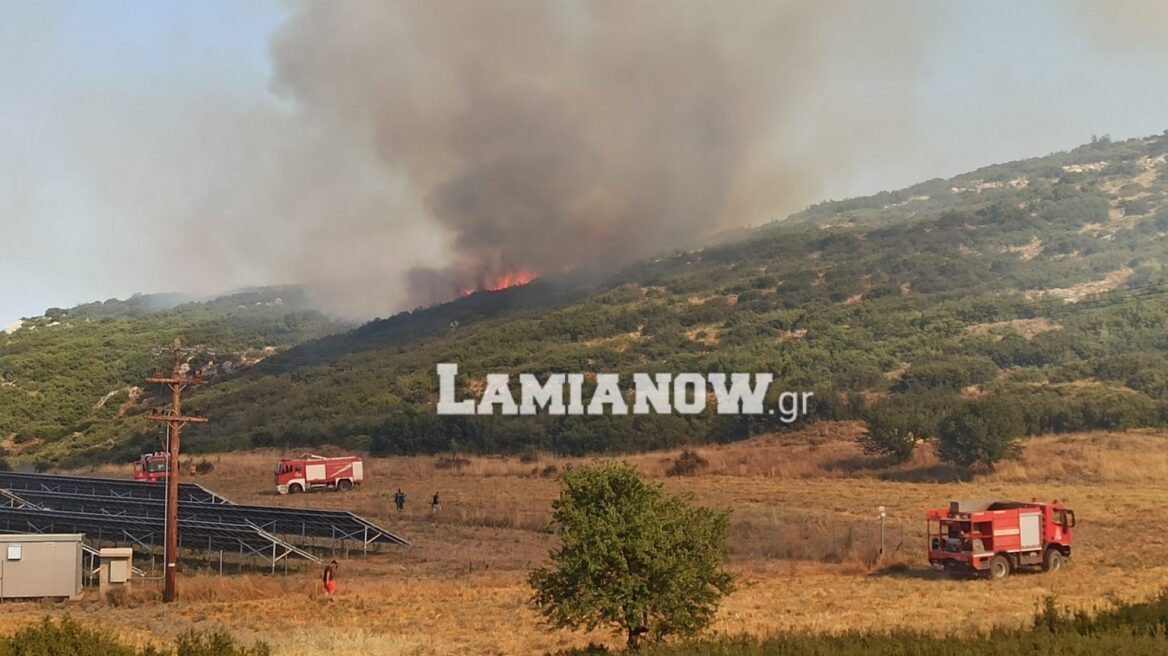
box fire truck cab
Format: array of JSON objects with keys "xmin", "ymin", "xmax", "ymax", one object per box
[
  {"xmin": 132, "ymin": 452, "xmax": 169, "ymax": 483},
  {"xmin": 927, "ymin": 500, "xmax": 1074, "ymax": 579}
]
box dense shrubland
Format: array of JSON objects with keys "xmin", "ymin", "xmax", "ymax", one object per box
[
  {"xmin": 4, "ymin": 132, "xmax": 1168, "ymax": 466},
  {"xmin": 0, "ymin": 617, "xmax": 269, "ymax": 656}
]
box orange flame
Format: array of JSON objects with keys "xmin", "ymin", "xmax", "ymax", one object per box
[{"xmin": 459, "ymin": 269, "xmax": 538, "ymax": 297}]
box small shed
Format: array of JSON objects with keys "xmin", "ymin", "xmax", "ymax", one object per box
[{"xmin": 0, "ymin": 533, "xmax": 84, "ymax": 600}]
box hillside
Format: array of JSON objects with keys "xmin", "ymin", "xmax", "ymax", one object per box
[
  {"xmin": 0, "ymin": 287, "xmax": 347, "ymax": 465},
  {"xmin": 5, "ymin": 132, "xmax": 1168, "ymax": 466}
]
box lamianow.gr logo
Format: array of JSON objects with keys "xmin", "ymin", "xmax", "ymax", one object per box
[{"xmin": 435, "ymin": 363, "xmax": 813, "ymax": 421}]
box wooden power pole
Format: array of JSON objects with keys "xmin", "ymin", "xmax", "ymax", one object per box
[{"xmin": 146, "ymin": 338, "xmax": 208, "ymax": 603}]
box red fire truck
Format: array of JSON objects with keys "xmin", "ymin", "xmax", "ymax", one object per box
[
  {"xmin": 132, "ymin": 452, "xmax": 169, "ymax": 483},
  {"xmin": 927, "ymin": 500, "xmax": 1075, "ymax": 579},
  {"xmin": 274, "ymin": 454, "xmax": 364, "ymax": 494}
]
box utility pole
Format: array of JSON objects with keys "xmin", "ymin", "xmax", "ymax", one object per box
[{"xmin": 146, "ymin": 338, "xmax": 208, "ymax": 603}]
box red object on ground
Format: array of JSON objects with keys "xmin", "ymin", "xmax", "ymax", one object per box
[
  {"xmin": 927, "ymin": 499, "xmax": 1075, "ymax": 578},
  {"xmin": 275, "ymin": 454, "xmax": 364, "ymax": 494}
]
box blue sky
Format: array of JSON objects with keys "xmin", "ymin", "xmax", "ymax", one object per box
[{"xmin": 1, "ymin": 1, "xmax": 1167, "ymax": 326}]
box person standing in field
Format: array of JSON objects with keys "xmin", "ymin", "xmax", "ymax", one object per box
[
  {"xmin": 394, "ymin": 489, "xmax": 406, "ymax": 513},
  {"xmin": 322, "ymin": 560, "xmax": 338, "ymax": 599},
  {"xmin": 432, "ymin": 492, "xmax": 441, "ymax": 513}
]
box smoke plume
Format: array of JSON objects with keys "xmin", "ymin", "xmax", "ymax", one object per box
[
  {"xmin": 9, "ymin": 2, "xmax": 1167, "ymax": 322},
  {"xmin": 269, "ymin": 1, "xmax": 934, "ymax": 306}
]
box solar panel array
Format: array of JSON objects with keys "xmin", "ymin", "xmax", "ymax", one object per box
[
  {"xmin": 0, "ymin": 505, "xmax": 318, "ymax": 563},
  {"xmin": 0, "ymin": 471, "xmax": 229, "ymax": 504},
  {"xmin": 0, "ymin": 471, "xmax": 409, "ymax": 567},
  {"xmin": 7, "ymin": 488, "xmax": 409, "ymax": 547}
]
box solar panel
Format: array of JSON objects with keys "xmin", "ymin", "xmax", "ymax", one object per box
[
  {"xmin": 4, "ymin": 488, "xmax": 409, "ymax": 548},
  {"xmin": 0, "ymin": 471, "xmax": 228, "ymax": 504},
  {"xmin": 0, "ymin": 505, "xmax": 319, "ymax": 566}
]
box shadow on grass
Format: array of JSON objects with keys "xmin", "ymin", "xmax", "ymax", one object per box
[
  {"xmin": 872, "ymin": 561, "xmax": 1057, "ymax": 581},
  {"xmin": 825, "ymin": 453, "xmax": 899, "ymax": 474},
  {"xmin": 877, "ymin": 463, "xmax": 971, "ymax": 483},
  {"xmin": 869, "ymin": 563, "xmax": 951, "ymax": 580}
]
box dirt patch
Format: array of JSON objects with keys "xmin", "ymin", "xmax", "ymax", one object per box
[
  {"xmin": 884, "ymin": 363, "xmax": 909, "ymax": 381},
  {"xmin": 93, "ymin": 389, "xmax": 122, "ymax": 411},
  {"xmin": 685, "ymin": 324, "xmax": 723, "ymax": 346},
  {"xmin": 579, "ymin": 330, "xmax": 646, "ymax": 352},
  {"xmin": 776, "ymin": 329, "xmax": 807, "ymax": 342},
  {"xmin": 687, "ymin": 294, "xmax": 738, "ymax": 306},
  {"xmin": 882, "ymin": 194, "xmax": 930, "ymax": 209},
  {"xmin": 1028, "ymin": 267, "xmax": 1134, "ymax": 303},
  {"xmin": 1062, "ymin": 161, "xmax": 1108, "ymax": 173},
  {"xmin": 964, "ymin": 318, "xmax": 1061, "ymax": 340},
  {"xmin": 1002, "ymin": 237, "xmax": 1042, "ymax": 261},
  {"xmin": 0, "ymin": 434, "xmax": 43, "ymax": 456},
  {"xmin": 115, "ymin": 386, "xmax": 145, "ymax": 417}
]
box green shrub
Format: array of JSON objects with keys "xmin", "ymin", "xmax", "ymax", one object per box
[
  {"xmin": 937, "ymin": 397, "xmax": 1024, "ymax": 469},
  {"xmin": 175, "ymin": 630, "xmax": 271, "ymax": 656},
  {"xmin": 0, "ymin": 618, "xmax": 270, "ymax": 656},
  {"xmin": 519, "ymin": 445, "xmax": 541, "ymax": 463},
  {"xmin": 0, "ymin": 617, "xmax": 142, "ymax": 656},
  {"xmin": 665, "ymin": 450, "xmax": 709, "ymax": 476}
]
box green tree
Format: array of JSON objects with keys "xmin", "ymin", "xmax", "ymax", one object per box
[
  {"xmin": 529, "ymin": 462, "xmax": 733, "ymax": 649},
  {"xmin": 860, "ymin": 397, "xmax": 945, "ymax": 463},
  {"xmin": 859, "ymin": 389, "xmax": 948, "ymax": 462},
  {"xmin": 937, "ymin": 397, "xmax": 1024, "ymax": 469},
  {"xmin": 860, "ymin": 405, "xmax": 918, "ymax": 463}
]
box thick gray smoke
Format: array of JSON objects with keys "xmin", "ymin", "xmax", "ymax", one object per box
[
  {"xmin": 8, "ymin": 2, "xmax": 1167, "ymax": 323},
  {"xmin": 270, "ymin": 1, "xmax": 934, "ymax": 306}
]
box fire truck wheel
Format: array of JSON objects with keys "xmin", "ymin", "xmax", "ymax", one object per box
[
  {"xmin": 337, "ymin": 479, "xmax": 353, "ymax": 491},
  {"xmin": 1043, "ymin": 548, "xmax": 1063, "ymax": 572},
  {"xmin": 289, "ymin": 483, "xmax": 304, "ymax": 494},
  {"xmin": 989, "ymin": 554, "xmax": 1011, "ymax": 580}
]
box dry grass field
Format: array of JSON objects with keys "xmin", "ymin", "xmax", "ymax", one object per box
[{"xmin": 4, "ymin": 423, "xmax": 1168, "ymax": 654}]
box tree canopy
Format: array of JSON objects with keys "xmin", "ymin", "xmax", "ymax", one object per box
[
  {"xmin": 529, "ymin": 462, "xmax": 733, "ymax": 649},
  {"xmin": 937, "ymin": 398, "xmax": 1025, "ymax": 469}
]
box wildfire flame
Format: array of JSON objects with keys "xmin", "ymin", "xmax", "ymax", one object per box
[{"xmin": 459, "ymin": 269, "xmax": 538, "ymax": 297}]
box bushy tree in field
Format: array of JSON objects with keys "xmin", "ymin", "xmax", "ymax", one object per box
[
  {"xmin": 665, "ymin": 450, "xmax": 708, "ymax": 477},
  {"xmin": 860, "ymin": 395, "xmax": 949, "ymax": 463},
  {"xmin": 529, "ymin": 463, "xmax": 733, "ymax": 649},
  {"xmin": 860, "ymin": 404, "xmax": 919, "ymax": 463},
  {"xmin": 937, "ymin": 397, "xmax": 1024, "ymax": 469}
]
